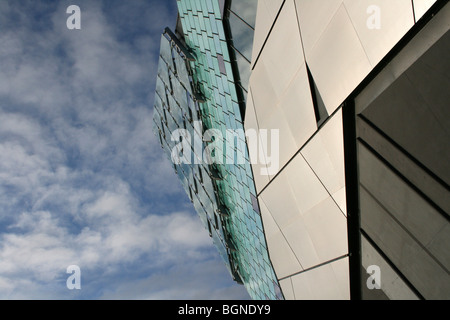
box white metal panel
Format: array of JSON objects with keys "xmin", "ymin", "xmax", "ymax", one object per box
[
  {"xmin": 260, "ymin": 196, "xmax": 308, "ymax": 282},
  {"xmin": 332, "ymin": 187, "xmax": 347, "ymax": 217},
  {"xmin": 283, "ymin": 154, "xmax": 329, "ymax": 217},
  {"xmin": 279, "ymin": 64, "xmax": 317, "ymax": 152},
  {"xmin": 290, "ymin": 257, "xmax": 350, "ymax": 300},
  {"xmin": 261, "ymin": 0, "xmax": 286, "ymax": 23},
  {"xmin": 294, "ymin": 0, "xmax": 344, "ymax": 57},
  {"xmin": 250, "ymin": 0, "xmax": 311, "ymax": 177},
  {"xmin": 252, "ymin": 106, "xmax": 282, "ymax": 180},
  {"xmin": 281, "ymin": 211, "xmax": 322, "ymax": 269},
  {"xmin": 301, "ymin": 109, "xmax": 346, "ymax": 215},
  {"xmin": 260, "ymin": 172, "xmax": 301, "ymax": 229},
  {"xmin": 279, "ymin": 278, "xmax": 295, "ymax": 300},
  {"xmin": 261, "ymin": 158, "xmax": 347, "ymax": 272},
  {"xmin": 244, "ymin": 88, "xmax": 271, "ymax": 193},
  {"xmin": 250, "ymin": 0, "xmax": 306, "ymax": 119},
  {"xmin": 258, "ymin": 0, "xmax": 305, "ymax": 97},
  {"xmin": 262, "ymin": 109, "xmax": 297, "ymax": 178},
  {"xmin": 261, "ymin": 151, "xmax": 348, "ymax": 265},
  {"xmin": 307, "ymin": 4, "xmax": 372, "ymax": 115},
  {"xmin": 251, "ymin": 0, "xmax": 286, "ymax": 67},
  {"xmin": 244, "ymin": 88, "xmax": 259, "ymax": 141},
  {"xmin": 300, "ymin": 197, "xmax": 348, "ymax": 264},
  {"xmin": 258, "ymin": 196, "xmax": 280, "ymax": 240},
  {"xmin": 256, "ymin": 131, "xmax": 274, "ymax": 181},
  {"xmin": 413, "ymin": 0, "xmax": 437, "ymax": 21},
  {"xmin": 248, "ymin": 60, "xmax": 278, "ymax": 129},
  {"xmin": 251, "ymin": 66, "xmax": 316, "ymax": 177},
  {"xmin": 343, "ymin": 0, "xmax": 415, "ymax": 67},
  {"xmin": 266, "ymin": 230, "xmax": 303, "ymax": 279}
]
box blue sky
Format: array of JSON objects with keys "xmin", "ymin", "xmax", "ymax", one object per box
[{"xmin": 0, "ymin": 0, "xmax": 249, "ymax": 299}]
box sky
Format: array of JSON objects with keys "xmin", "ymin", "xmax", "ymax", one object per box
[{"xmin": 0, "ymin": 0, "xmax": 250, "ymax": 300}]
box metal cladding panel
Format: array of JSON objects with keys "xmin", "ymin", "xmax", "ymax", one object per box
[
  {"xmin": 254, "ymin": 66, "xmax": 317, "ymax": 176},
  {"xmin": 306, "ymin": 4, "xmax": 372, "ymax": 115},
  {"xmin": 361, "ymin": 227, "xmax": 420, "ymax": 300},
  {"xmin": 297, "ymin": 0, "xmax": 419, "ymax": 115},
  {"xmin": 265, "ymin": 229, "xmax": 304, "ymax": 280},
  {"xmin": 301, "ymin": 109, "xmax": 346, "ymax": 215},
  {"xmin": 413, "ymin": 0, "xmax": 437, "ymax": 21},
  {"xmin": 279, "ymin": 65, "xmax": 317, "ymax": 153},
  {"xmin": 250, "ymin": 0, "xmax": 305, "ymax": 104},
  {"xmin": 259, "ymin": 148, "xmax": 349, "ymax": 279},
  {"xmin": 244, "ymin": 88, "xmax": 271, "ymax": 193},
  {"xmin": 260, "ymin": 170, "xmax": 308, "ymax": 231},
  {"xmin": 249, "ymin": 2, "xmax": 351, "ymax": 296},
  {"xmin": 294, "ymin": 0, "xmax": 344, "ymax": 57},
  {"xmin": 290, "ymin": 257, "xmax": 350, "ymax": 300},
  {"xmin": 282, "ymin": 197, "xmax": 348, "ymax": 269},
  {"xmin": 279, "ymin": 278, "xmax": 295, "ymax": 300},
  {"xmin": 343, "ymin": 0, "xmax": 415, "ymax": 67},
  {"xmin": 253, "ymin": 0, "xmax": 305, "ymax": 99},
  {"xmin": 249, "ymin": 0, "xmax": 316, "ymax": 175},
  {"xmin": 251, "ymin": 0, "xmax": 285, "ymax": 67}
]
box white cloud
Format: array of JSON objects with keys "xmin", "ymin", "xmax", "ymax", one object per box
[
  {"xmin": 99, "ymin": 260, "xmax": 250, "ymax": 300},
  {"xmin": 0, "ymin": 186, "xmax": 224, "ymax": 299}
]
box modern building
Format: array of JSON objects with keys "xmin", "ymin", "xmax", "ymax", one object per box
[{"xmin": 153, "ymin": 0, "xmax": 450, "ymax": 300}]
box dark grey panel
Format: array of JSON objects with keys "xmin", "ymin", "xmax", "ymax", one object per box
[
  {"xmin": 357, "ymin": 117, "xmax": 450, "ymax": 214},
  {"xmin": 349, "ymin": 5, "xmax": 450, "ymax": 301},
  {"xmin": 358, "ymin": 143, "xmax": 448, "ymax": 250},
  {"xmin": 361, "ymin": 270, "xmax": 390, "ymax": 300},
  {"xmin": 361, "ymin": 30, "xmax": 450, "ymax": 186},
  {"xmin": 361, "ymin": 231, "xmax": 420, "ymax": 300},
  {"xmin": 404, "ymin": 32, "xmax": 450, "ymax": 134},
  {"xmin": 360, "ymin": 234, "xmax": 419, "ymax": 300},
  {"xmin": 358, "ymin": 143, "xmax": 450, "ymax": 299}
]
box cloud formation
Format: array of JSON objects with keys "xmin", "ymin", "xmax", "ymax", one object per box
[{"xmin": 0, "ymin": 0, "xmax": 249, "ymax": 300}]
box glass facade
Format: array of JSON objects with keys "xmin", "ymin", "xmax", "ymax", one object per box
[{"xmin": 152, "ymin": 1, "xmax": 283, "ymax": 300}]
